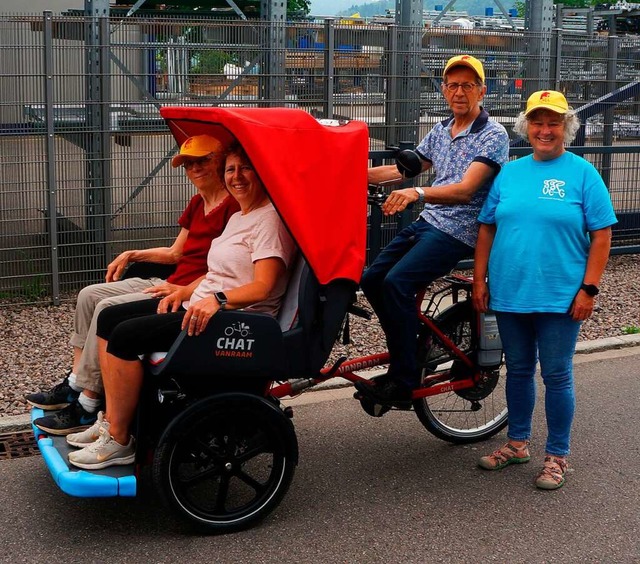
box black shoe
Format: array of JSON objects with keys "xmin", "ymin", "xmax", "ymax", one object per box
[
  {"xmin": 25, "ymin": 372, "xmax": 79, "ymax": 410},
  {"xmin": 353, "ymin": 372, "xmax": 390, "ymax": 397},
  {"xmin": 356, "ymin": 378, "xmax": 413, "ymax": 404},
  {"xmin": 33, "ymin": 399, "xmax": 99, "ymax": 436}
]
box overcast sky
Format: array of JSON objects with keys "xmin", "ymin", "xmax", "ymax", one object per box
[{"xmin": 309, "ymin": 0, "xmax": 357, "ymax": 16}]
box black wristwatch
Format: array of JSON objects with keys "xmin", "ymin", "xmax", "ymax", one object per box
[
  {"xmin": 580, "ymin": 283, "xmax": 599, "ymax": 297},
  {"xmin": 214, "ymin": 291, "xmax": 228, "ymax": 309}
]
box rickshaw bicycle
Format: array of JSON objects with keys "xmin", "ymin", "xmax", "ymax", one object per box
[{"xmin": 30, "ymin": 107, "xmax": 507, "ymax": 534}]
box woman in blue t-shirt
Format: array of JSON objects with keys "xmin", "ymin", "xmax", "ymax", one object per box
[{"xmin": 472, "ymin": 90, "xmax": 617, "ymax": 490}]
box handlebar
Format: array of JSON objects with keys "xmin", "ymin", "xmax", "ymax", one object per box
[
  {"xmin": 368, "ymin": 149, "xmax": 422, "ymax": 207},
  {"xmin": 367, "ymin": 187, "xmax": 387, "ymax": 207}
]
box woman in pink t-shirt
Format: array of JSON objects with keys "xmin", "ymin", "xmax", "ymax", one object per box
[{"xmin": 66, "ymin": 143, "xmax": 296, "ymax": 470}]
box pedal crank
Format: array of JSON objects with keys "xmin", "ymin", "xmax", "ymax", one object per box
[{"xmin": 353, "ymin": 391, "xmax": 391, "ymax": 417}]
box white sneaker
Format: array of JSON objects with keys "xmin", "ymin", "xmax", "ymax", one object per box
[
  {"xmin": 68, "ymin": 427, "xmax": 135, "ymax": 470},
  {"xmin": 66, "ymin": 411, "xmax": 109, "ymax": 448}
]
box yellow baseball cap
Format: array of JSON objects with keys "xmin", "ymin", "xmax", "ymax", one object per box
[
  {"xmin": 443, "ymin": 54, "xmax": 485, "ymax": 83},
  {"xmin": 524, "ymin": 90, "xmax": 569, "ymax": 116},
  {"xmin": 171, "ymin": 134, "xmax": 224, "ymax": 168}
]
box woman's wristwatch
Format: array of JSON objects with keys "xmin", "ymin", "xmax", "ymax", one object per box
[
  {"xmin": 214, "ymin": 291, "xmax": 228, "ymax": 309},
  {"xmin": 580, "ymin": 283, "xmax": 599, "ymax": 297},
  {"xmin": 414, "ymin": 187, "xmax": 425, "ymax": 203}
]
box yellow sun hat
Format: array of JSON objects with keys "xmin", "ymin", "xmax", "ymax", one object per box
[
  {"xmin": 443, "ymin": 54, "xmax": 485, "ymax": 83},
  {"xmin": 524, "ymin": 90, "xmax": 569, "ymax": 116}
]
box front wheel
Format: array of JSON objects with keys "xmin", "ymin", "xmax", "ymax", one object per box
[
  {"xmin": 413, "ymin": 300, "xmax": 508, "ymax": 444},
  {"xmin": 152, "ymin": 393, "xmax": 298, "ymax": 533}
]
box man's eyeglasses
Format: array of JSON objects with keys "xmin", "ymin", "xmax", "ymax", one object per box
[
  {"xmin": 443, "ymin": 82, "xmax": 479, "ymax": 93},
  {"xmin": 183, "ymin": 154, "xmax": 214, "ymax": 170}
]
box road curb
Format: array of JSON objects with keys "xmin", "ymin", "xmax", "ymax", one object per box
[{"xmin": 3, "ymin": 335, "xmax": 640, "ymax": 435}]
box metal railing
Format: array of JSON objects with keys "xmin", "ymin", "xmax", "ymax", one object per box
[{"xmin": 0, "ymin": 13, "xmax": 638, "ymax": 303}]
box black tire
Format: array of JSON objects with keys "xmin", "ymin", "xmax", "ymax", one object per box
[
  {"xmin": 152, "ymin": 393, "xmax": 298, "ymax": 533},
  {"xmin": 414, "ymin": 300, "xmax": 508, "ymax": 444}
]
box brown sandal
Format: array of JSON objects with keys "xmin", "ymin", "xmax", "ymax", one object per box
[
  {"xmin": 534, "ymin": 455, "xmax": 568, "ymax": 490},
  {"xmin": 478, "ymin": 442, "xmax": 531, "ymax": 470}
]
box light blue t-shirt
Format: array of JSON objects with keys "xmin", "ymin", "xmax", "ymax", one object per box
[{"xmin": 478, "ymin": 151, "xmax": 617, "ymax": 313}]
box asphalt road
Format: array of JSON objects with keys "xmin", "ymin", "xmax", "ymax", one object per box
[{"xmin": 1, "ymin": 347, "xmax": 639, "ymax": 563}]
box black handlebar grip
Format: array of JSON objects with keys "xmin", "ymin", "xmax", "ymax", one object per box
[{"xmin": 396, "ymin": 149, "xmax": 423, "ymax": 179}]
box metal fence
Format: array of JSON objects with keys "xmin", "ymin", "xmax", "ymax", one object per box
[{"xmin": 1, "ymin": 13, "xmax": 639, "ymax": 303}]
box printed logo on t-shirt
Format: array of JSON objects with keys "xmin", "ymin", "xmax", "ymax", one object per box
[{"xmin": 540, "ymin": 179, "xmax": 566, "ymax": 200}]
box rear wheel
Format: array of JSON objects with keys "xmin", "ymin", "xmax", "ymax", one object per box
[
  {"xmin": 414, "ymin": 300, "xmax": 508, "ymax": 444},
  {"xmin": 153, "ymin": 393, "xmax": 298, "ymax": 533}
]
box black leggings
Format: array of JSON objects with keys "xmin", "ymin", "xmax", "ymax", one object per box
[{"xmin": 96, "ymin": 298, "xmax": 186, "ymax": 361}]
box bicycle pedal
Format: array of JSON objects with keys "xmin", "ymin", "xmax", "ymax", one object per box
[
  {"xmin": 389, "ymin": 400, "xmax": 413, "ymax": 411},
  {"xmin": 357, "ymin": 396, "xmax": 391, "ymax": 418}
]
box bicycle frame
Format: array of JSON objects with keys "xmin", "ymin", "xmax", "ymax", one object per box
[{"xmin": 270, "ymin": 273, "xmax": 488, "ymax": 402}]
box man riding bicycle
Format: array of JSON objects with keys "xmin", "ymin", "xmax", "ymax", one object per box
[{"xmin": 357, "ymin": 54, "xmax": 510, "ymax": 403}]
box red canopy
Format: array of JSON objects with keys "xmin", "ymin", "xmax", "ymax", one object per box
[{"xmin": 160, "ymin": 107, "xmax": 369, "ymax": 285}]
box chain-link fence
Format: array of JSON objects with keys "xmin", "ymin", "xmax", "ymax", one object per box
[{"xmin": 1, "ymin": 13, "xmax": 639, "ymax": 303}]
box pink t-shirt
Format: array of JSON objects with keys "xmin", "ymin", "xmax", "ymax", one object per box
[{"xmin": 188, "ymin": 203, "xmax": 296, "ymax": 317}]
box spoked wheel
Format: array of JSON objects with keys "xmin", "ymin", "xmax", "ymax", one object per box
[
  {"xmin": 152, "ymin": 393, "xmax": 298, "ymax": 533},
  {"xmin": 413, "ymin": 300, "xmax": 508, "ymax": 444}
]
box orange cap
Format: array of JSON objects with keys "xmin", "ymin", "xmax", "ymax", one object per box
[{"xmin": 171, "ymin": 135, "xmax": 224, "ymax": 168}]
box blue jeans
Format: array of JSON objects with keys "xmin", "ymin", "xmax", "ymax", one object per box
[
  {"xmin": 495, "ymin": 312, "xmax": 582, "ymax": 457},
  {"xmin": 361, "ymin": 219, "xmax": 473, "ymax": 389}
]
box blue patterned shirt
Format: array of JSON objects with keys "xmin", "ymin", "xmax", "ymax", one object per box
[{"xmin": 416, "ymin": 109, "xmax": 509, "ymax": 247}]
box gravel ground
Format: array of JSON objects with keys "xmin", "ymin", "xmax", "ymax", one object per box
[{"xmin": 0, "ymin": 254, "xmax": 638, "ymax": 418}]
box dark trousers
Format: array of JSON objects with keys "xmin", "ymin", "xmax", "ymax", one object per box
[
  {"xmin": 360, "ymin": 219, "xmax": 473, "ymax": 388},
  {"xmin": 96, "ymin": 298, "xmax": 186, "ymax": 361}
]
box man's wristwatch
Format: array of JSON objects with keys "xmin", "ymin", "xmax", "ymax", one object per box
[
  {"xmin": 414, "ymin": 187, "xmax": 425, "ymax": 203},
  {"xmin": 214, "ymin": 291, "xmax": 228, "ymax": 309},
  {"xmin": 580, "ymin": 283, "xmax": 599, "ymax": 297}
]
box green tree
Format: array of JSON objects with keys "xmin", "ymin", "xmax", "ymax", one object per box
[
  {"xmin": 515, "ymin": 0, "xmax": 600, "ymax": 17},
  {"xmin": 288, "ymin": 0, "xmax": 310, "ymax": 18},
  {"xmin": 191, "ymin": 50, "xmax": 235, "ymax": 74},
  {"xmin": 154, "ymin": 0, "xmax": 310, "ymax": 18}
]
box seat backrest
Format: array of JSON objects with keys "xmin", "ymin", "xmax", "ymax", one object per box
[
  {"xmin": 277, "ymin": 254, "xmax": 306, "ymax": 331},
  {"xmin": 281, "ymin": 257, "xmax": 356, "ymax": 376}
]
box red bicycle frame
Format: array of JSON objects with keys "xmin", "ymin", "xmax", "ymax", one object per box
[{"xmin": 270, "ymin": 273, "xmax": 487, "ymax": 401}]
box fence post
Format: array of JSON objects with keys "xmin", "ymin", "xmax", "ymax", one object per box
[
  {"xmin": 601, "ymin": 34, "xmax": 618, "ymax": 188},
  {"xmin": 394, "ymin": 0, "xmax": 422, "ymax": 145},
  {"xmin": 84, "ymin": 0, "xmax": 112, "ymax": 275},
  {"xmin": 260, "ymin": 0, "xmax": 286, "ymax": 105},
  {"xmin": 524, "ymin": 0, "xmax": 554, "ymax": 93},
  {"xmin": 43, "ymin": 11, "xmax": 61, "ymax": 305},
  {"xmin": 323, "ymin": 18, "xmax": 335, "ymax": 119},
  {"xmin": 553, "ymin": 30, "xmax": 563, "ymax": 90},
  {"xmin": 385, "ymin": 25, "xmax": 398, "ymax": 148}
]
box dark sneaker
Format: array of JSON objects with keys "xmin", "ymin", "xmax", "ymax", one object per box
[
  {"xmin": 25, "ymin": 373, "xmax": 79, "ymax": 411},
  {"xmin": 33, "ymin": 399, "xmax": 99, "ymax": 436},
  {"xmin": 354, "ymin": 378, "xmax": 413, "ymax": 404}
]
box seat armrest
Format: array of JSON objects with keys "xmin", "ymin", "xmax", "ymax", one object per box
[{"xmin": 148, "ymin": 310, "xmax": 287, "ymax": 380}]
